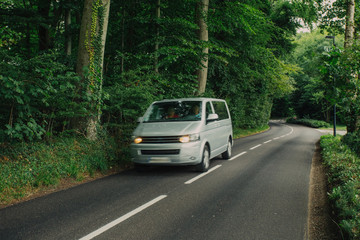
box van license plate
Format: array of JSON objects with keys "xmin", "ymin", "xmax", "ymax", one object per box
[{"xmin": 149, "ymin": 157, "xmax": 171, "ymax": 163}]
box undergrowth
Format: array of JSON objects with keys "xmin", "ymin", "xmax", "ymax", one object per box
[
  {"xmin": 320, "ymin": 135, "xmax": 360, "ymax": 239},
  {"xmin": 0, "ymin": 136, "xmax": 124, "ymax": 205}
]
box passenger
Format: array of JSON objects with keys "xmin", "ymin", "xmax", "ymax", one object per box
[
  {"xmin": 166, "ymin": 107, "xmax": 179, "ymax": 119},
  {"xmin": 189, "ymin": 105, "xmax": 201, "ymax": 119}
]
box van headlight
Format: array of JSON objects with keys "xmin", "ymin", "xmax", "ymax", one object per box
[
  {"xmin": 179, "ymin": 133, "xmax": 200, "ymax": 143},
  {"xmin": 133, "ymin": 136, "xmax": 143, "ymax": 144}
]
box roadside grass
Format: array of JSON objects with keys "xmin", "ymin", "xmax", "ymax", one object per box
[
  {"xmin": 320, "ymin": 124, "xmax": 347, "ymax": 131},
  {"xmin": 0, "ymin": 136, "xmax": 127, "ymax": 206},
  {"xmin": 233, "ymin": 125, "xmax": 269, "ymax": 139},
  {"xmin": 320, "ymin": 135, "xmax": 360, "ymax": 239}
]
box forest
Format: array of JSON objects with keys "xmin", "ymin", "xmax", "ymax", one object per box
[
  {"xmin": 1, "ymin": 0, "xmax": 359, "ymax": 143},
  {"xmin": 1, "ymin": 1, "xmax": 360, "ymax": 237},
  {"xmin": 1, "ymin": 0, "xmax": 358, "ymax": 141},
  {"xmin": 1, "ymin": 0, "xmax": 360, "ymax": 163},
  {"xmin": 0, "ymin": 0, "xmax": 318, "ymax": 143}
]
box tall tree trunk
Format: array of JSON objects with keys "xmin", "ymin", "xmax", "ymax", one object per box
[
  {"xmin": 344, "ymin": 0, "xmax": 357, "ymax": 133},
  {"xmin": 154, "ymin": 0, "xmax": 160, "ymax": 73},
  {"xmin": 38, "ymin": 0, "xmax": 51, "ymax": 51},
  {"xmin": 344, "ymin": 0, "xmax": 355, "ymax": 49},
  {"xmin": 121, "ymin": 7, "xmax": 125, "ymax": 73},
  {"xmin": 65, "ymin": 3, "xmax": 72, "ymax": 56},
  {"xmin": 76, "ymin": 0, "xmax": 110, "ymax": 140},
  {"xmin": 196, "ymin": 0, "xmax": 209, "ymax": 95}
]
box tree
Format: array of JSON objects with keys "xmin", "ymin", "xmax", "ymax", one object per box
[
  {"xmin": 37, "ymin": 0, "xmax": 51, "ymax": 51},
  {"xmin": 196, "ymin": 0, "xmax": 209, "ymax": 95},
  {"xmin": 64, "ymin": 0, "xmax": 72, "ymax": 56},
  {"xmin": 343, "ymin": 0, "xmax": 359, "ymax": 133},
  {"xmin": 154, "ymin": 0, "xmax": 160, "ymax": 73},
  {"xmin": 344, "ymin": 0, "xmax": 355, "ymax": 48},
  {"xmin": 76, "ymin": 0, "xmax": 110, "ymax": 140}
]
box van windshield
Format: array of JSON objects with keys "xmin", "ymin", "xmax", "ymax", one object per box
[{"xmin": 143, "ymin": 101, "xmax": 202, "ymax": 122}]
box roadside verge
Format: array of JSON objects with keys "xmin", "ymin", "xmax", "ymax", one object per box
[{"xmin": 307, "ymin": 141, "xmax": 342, "ymax": 239}]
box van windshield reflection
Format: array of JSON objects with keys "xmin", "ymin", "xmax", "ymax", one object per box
[{"xmin": 143, "ymin": 101, "xmax": 202, "ymax": 122}]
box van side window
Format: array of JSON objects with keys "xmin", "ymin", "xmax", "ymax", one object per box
[
  {"xmin": 212, "ymin": 101, "xmax": 229, "ymax": 120},
  {"xmin": 206, "ymin": 102, "xmax": 213, "ymax": 118}
]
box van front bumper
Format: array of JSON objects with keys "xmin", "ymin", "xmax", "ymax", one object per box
[{"xmin": 130, "ymin": 142, "xmax": 202, "ymax": 165}]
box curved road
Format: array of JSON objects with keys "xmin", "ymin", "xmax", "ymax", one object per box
[{"xmin": 0, "ymin": 122, "xmax": 322, "ymax": 240}]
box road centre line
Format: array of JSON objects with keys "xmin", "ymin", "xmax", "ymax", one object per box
[
  {"xmin": 264, "ymin": 140, "xmax": 272, "ymax": 144},
  {"xmin": 229, "ymin": 151, "xmax": 247, "ymax": 161},
  {"xmin": 79, "ymin": 195, "xmax": 167, "ymax": 240},
  {"xmin": 250, "ymin": 144, "xmax": 261, "ymax": 150},
  {"xmin": 185, "ymin": 165, "xmax": 222, "ymax": 184}
]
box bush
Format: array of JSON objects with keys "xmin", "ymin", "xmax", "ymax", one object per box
[
  {"xmin": 286, "ymin": 117, "xmax": 330, "ymax": 128},
  {"xmin": 342, "ymin": 131, "xmax": 360, "ymax": 157},
  {"xmin": 320, "ymin": 135, "xmax": 360, "ymax": 239},
  {"xmin": 0, "ymin": 49, "xmax": 86, "ymax": 142}
]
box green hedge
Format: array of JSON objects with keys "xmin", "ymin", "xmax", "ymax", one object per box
[
  {"xmin": 320, "ymin": 135, "xmax": 360, "ymax": 239},
  {"xmin": 286, "ymin": 118, "xmax": 330, "ymax": 128}
]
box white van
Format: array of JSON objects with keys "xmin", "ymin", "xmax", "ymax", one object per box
[{"xmin": 131, "ymin": 98, "xmax": 233, "ymax": 172}]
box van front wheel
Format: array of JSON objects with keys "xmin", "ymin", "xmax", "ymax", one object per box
[
  {"xmin": 196, "ymin": 145, "xmax": 210, "ymax": 172},
  {"xmin": 222, "ymin": 139, "xmax": 232, "ymax": 159}
]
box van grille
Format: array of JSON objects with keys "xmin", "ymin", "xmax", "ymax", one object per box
[
  {"xmin": 140, "ymin": 136, "xmax": 180, "ymax": 144},
  {"xmin": 141, "ymin": 149, "xmax": 180, "ymax": 155}
]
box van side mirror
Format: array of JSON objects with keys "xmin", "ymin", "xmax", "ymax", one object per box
[
  {"xmin": 137, "ymin": 117, "xmax": 144, "ymax": 123},
  {"xmin": 207, "ymin": 113, "xmax": 219, "ymax": 123}
]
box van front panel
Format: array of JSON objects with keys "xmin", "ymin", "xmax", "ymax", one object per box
[{"xmin": 131, "ymin": 141, "xmax": 203, "ymax": 165}]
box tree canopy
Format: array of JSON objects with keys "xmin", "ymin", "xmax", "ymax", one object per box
[{"xmin": 0, "ymin": 0, "xmax": 334, "ymax": 142}]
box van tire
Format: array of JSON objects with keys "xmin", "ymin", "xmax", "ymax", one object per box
[
  {"xmin": 196, "ymin": 145, "xmax": 210, "ymax": 172},
  {"xmin": 222, "ymin": 139, "xmax": 232, "ymax": 159}
]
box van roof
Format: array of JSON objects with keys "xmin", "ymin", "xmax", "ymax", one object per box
[{"xmin": 156, "ymin": 97, "xmax": 225, "ymax": 103}]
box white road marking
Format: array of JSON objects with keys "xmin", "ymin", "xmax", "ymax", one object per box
[
  {"xmin": 229, "ymin": 151, "xmax": 247, "ymax": 161},
  {"xmin": 79, "ymin": 195, "xmax": 167, "ymax": 240},
  {"xmin": 184, "ymin": 165, "xmax": 222, "ymax": 184},
  {"xmin": 250, "ymin": 144, "xmax": 261, "ymax": 150},
  {"xmin": 264, "ymin": 140, "xmax": 272, "ymax": 144}
]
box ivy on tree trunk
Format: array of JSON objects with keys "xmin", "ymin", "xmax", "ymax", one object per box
[{"xmin": 76, "ymin": 0, "xmax": 110, "ymax": 140}]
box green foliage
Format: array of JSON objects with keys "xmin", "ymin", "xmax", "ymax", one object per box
[
  {"xmin": 320, "ymin": 135, "xmax": 360, "ymax": 239},
  {"xmin": 273, "ymin": 30, "xmax": 344, "ymax": 120},
  {"xmin": 0, "ymin": 49, "xmax": 86, "ymax": 142},
  {"xmin": 342, "ymin": 131, "xmax": 360, "ymax": 157},
  {"xmin": 205, "ymin": 1, "xmax": 297, "ymax": 128},
  {"xmin": 318, "ymin": 0, "xmax": 351, "ymax": 36},
  {"xmin": 0, "ymin": 135, "xmax": 117, "ymax": 204},
  {"xmin": 334, "ymin": 45, "xmax": 360, "ymax": 132},
  {"xmin": 286, "ymin": 117, "xmax": 330, "ymax": 128}
]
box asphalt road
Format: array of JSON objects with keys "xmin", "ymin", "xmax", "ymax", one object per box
[{"xmin": 0, "ymin": 122, "xmax": 322, "ymax": 240}]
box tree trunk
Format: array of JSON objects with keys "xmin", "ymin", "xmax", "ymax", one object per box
[
  {"xmin": 76, "ymin": 0, "xmax": 110, "ymax": 140},
  {"xmin": 344, "ymin": 0, "xmax": 357, "ymax": 133},
  {"xmin": 154, "ymin": 0, "xmax": 160, "ymax": 73},
  {"xmin": 38, "ymin": 0, "xmax": 51, "ymax": 51},
  {"xmin": 196, "ymin": 0, "xmax": 209, "ymax": 95},
  {"xmin": 344, "ymin": 0, "xmax": 355, "ymax": 49},
  {"xmin": 121, "ymin": 7, "xmax": 125, "ymax": 73},
  {"xmin": 65, "ymin": 4, "xmax": 72, "ymax": 56}
]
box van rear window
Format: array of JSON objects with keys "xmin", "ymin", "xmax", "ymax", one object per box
[{"xmin": 143, "ymin": 101, "xmax": 202, "ymax": 122}]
